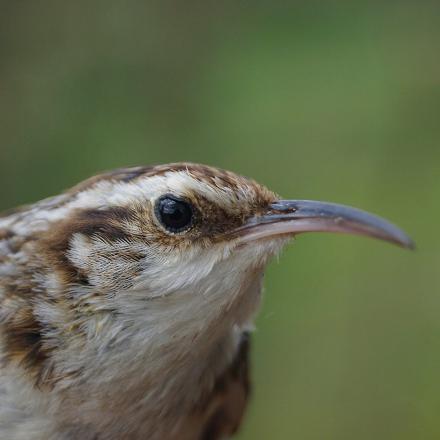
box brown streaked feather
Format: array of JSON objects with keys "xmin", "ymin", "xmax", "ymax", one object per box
[
  {"xmin": 0, "ymin": 163, "xmax": 274, "ymax": 440},
  {"xmin": 0, "ymin": 229, "xmax": 15, "ymax": 241},
  {"xmin": 1, "ymin": 303, "xmax": 53, "ymax": 388},
  {"xmin": 0, "ymin": 232, "xmax": 56, "ymax": 387},
  {"xmin": 61, "ymin": 162, "xmax": 266, "ymax": 206},
  {"xmin": 197, "ymin": 333, "xmax": 251, "ymax": 440}
]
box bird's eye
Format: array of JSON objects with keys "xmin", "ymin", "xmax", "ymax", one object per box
[{"xmin": 155, "ymin": 195, "xmax": 194, "ymax": 233}]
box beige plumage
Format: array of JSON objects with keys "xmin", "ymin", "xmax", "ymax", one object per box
[{"xmin": 0, "ymin": 163, "xmax": 412, "ymax": 439}]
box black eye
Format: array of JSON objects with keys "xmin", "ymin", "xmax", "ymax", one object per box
[{"xmin": 155, "ymin": 195, "xmax": 194, "ymax": 233}]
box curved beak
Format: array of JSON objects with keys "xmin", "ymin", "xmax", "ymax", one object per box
[{"xmin": 237, "ymin": 200, "xmax": 414, "ymax": 249}]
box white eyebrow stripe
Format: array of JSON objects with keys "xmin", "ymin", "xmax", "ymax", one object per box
[{"xmin": 3, "ymin": 170, "xmax": 259, "ymax": 235}]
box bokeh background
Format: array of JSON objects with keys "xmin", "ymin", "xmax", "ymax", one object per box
[{"xmin": 1, "ymin": 1, "xmax": 439, "ymax": 439}]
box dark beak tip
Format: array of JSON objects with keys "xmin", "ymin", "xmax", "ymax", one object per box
[
  {"xmin": 403, "ymin": 237, "xmax": 416, "ymax": 251},
  {"xmin": 387, "ymin": 227, "xmax": 415, "ymax": 251}
]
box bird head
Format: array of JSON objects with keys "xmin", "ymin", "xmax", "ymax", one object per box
[
  {"xmin": 0, "ymin": 162, "xmax": 414, "ymax": 422},
  {"xmin": 57, "ymin": 162, "xmax": 412, "ymax": 293},
  {"xmin": 40, "ymin": 162, "xmax": 412, "ymax": 331}
]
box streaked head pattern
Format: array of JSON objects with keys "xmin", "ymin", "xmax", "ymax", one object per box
[
  {"xmin": 36, "ymin": 163, "xmax": 281, "ymax": 296},
  {"xmin": 0, "ymin": 163, "xmax": 412, "ymax": 439},
  {"xmin": 0, "ymin": 164, "xmax": 282, "ymax": 392}
]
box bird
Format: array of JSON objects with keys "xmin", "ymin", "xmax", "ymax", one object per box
[{"xmin": 0, "ymin": 163, "xmax": 413, "ymax": 440}]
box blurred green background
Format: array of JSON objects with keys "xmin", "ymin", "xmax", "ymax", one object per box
[{"xmin": 0, "ymin": 1, "xmax": 439, "ymax": 439}]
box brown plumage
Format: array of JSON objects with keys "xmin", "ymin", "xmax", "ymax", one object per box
[{"xmin": 0, "ymin": 163, "xmax": 412, "ymax": 439}]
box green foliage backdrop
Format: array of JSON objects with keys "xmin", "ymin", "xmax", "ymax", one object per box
[{"xmin": 1, "ymin": 2, "xmax": 439, "ymax": 439}]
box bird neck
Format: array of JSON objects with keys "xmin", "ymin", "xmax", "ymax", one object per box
[{"xmin": 48, "ymin": 268, "xmax": 264, "ymax": 438}]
